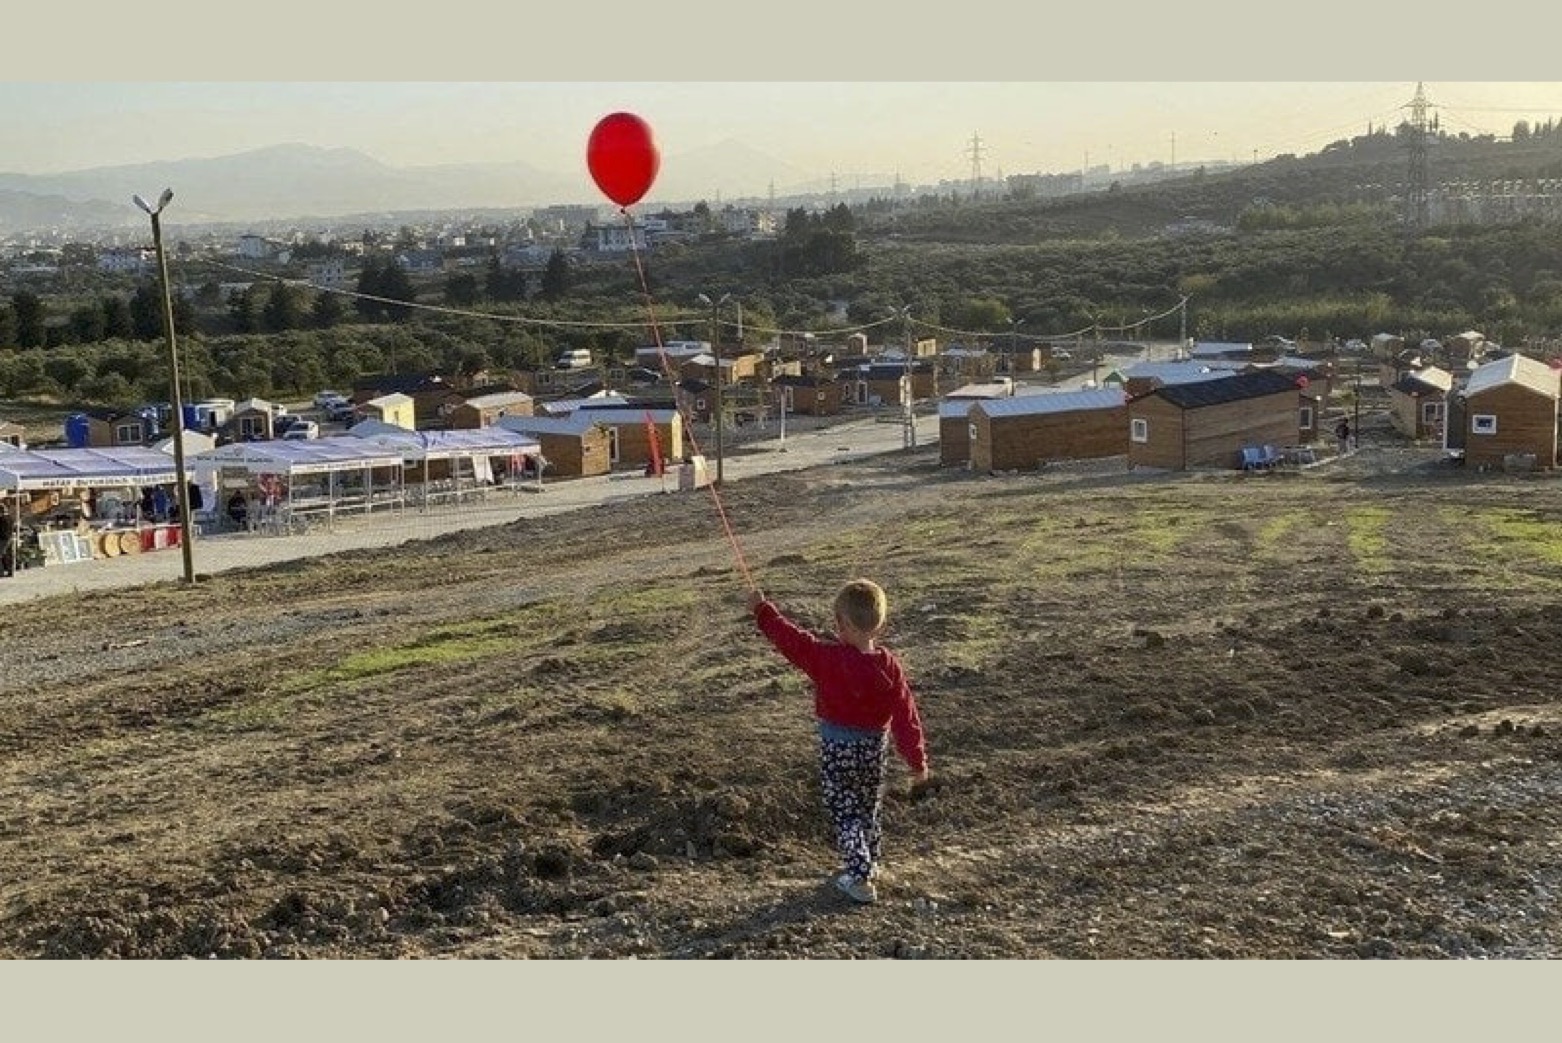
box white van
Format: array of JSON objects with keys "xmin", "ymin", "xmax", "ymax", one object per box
[{"xmin": 555, "ymin": 349, "xmax": 593, "ymax": 370}]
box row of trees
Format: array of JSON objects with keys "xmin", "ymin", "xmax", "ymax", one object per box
[
  {"xmin": 10, "ymin": 186, "xmax": 1562, "ymax": 413},
  {"xmin": 0, "ymin": 248, "xmax": 577, "ymax": 348}
]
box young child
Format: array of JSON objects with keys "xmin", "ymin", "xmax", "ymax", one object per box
[{"xmin": 747, "ymin": 579, "xmax": 930, "ymax": 905}]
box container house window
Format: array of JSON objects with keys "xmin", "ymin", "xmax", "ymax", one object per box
[
  {"xmin": 1130, "ymin": 418, "xmax": 1149, "ymax": 443},
  {"xmin": 1472, "ymin": 414, "xmax": 1497, "ymax": 435},
  {"xmin": 1422, "ymin": 402, "xmax": 1445, "ymax": 424},
  {"xmin": 1299, "ymin": 406, "xmax": 1313, "ymax": 429}
]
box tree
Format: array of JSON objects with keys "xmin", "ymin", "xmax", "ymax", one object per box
[
  {"xmin": 355, "ymin": 259, "xmax": 416, "ymax": 322},
  {"xmin": 378, "ymin": 263, "xmax": 416, "ymax": 322},
  {"xmin": 129, "ymin": 284, "xmax": 162, "ymax": 340},
  {"xmin": 101, "ymin": 296, "xmax": 134, "ymax": 339},
  {"xmin": 540, "ymin": 248, "xmax": 571, "ymax": 301},
  {"xmin": 262, "ymin": 280, "xmax": 305, "ymax": 332},
  {"xmin": 445, "ymin": 272, "xmax": 480, "ymax": 307},
  {"xmin": 11, "ymin": 291, "xmax": 45, "ymax": 348},
  {"xmin": 67, "ymin": 303, "xmax": 106, "ymax": 344},
  {"xmin": 311, "ymin": 290, "xmax": 345, "ymax": 329},
  {"xmin": 485, "ymin": 256, "xmax": 526, "ymax": 302},
  {"xmin": 228, "ymin": 287, "xmax": 259, "ymax": 334}
]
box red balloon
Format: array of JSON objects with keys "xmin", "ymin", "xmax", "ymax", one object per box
[{"xmin": 587, "ymin": 112, "xmax": 659, "ymax": 208}]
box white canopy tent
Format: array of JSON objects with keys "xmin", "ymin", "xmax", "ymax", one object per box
[
  {"xmin": 346, "ymin": 421, "xmax": 544, "ymax": 506},
  {"xmin": 193, "ymin": 438, "xmax": 407, "ymax": 532},
  {"xmin": 1, "ymin": 446, "xmax": 197, "ymax": 573}
]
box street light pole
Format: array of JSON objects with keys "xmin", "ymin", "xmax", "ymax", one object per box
[
  {"xmin": 891, "ymin": 306, "xmax": 916, "ymax": 449},
  {"xmin": 1178, "ymin": 295, "xmax": 1189, "ymax": 359},
  {"xmin": 1009, "ymin": 316, "xmax": 1024, "ymax": 377},
  {"xmin": 134, "ymin": 188, "xmax": 195, "ymax": 585},
  {"xmin": 697, "ymin": 292, "xmax": 731, "ymax": 486}
]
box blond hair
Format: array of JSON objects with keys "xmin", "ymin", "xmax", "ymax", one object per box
[{"xmin": 834, "ymin": 578, "xmax": 888, "ymax": 635}]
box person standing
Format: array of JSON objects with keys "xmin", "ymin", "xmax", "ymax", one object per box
[
  {"xmin": 1335, "ymin": 418, "xmax": 1352, "ymax": 455},
  {"xmin": 747, "ymin": 579, "xmax": 930, "ymax": 905}
]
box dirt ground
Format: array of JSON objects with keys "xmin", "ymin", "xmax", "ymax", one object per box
[{"xmin": 3, "ymin": 432, "xmax": 1562, "ymax": 959}]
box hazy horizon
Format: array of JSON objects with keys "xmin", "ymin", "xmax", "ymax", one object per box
[{"xmin": 3, "ymin": 82, "xmax": 1560, "ymax": 211}]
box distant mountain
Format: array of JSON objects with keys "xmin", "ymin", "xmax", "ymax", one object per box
[
  {"xmin": 650, "ymin": 139, "xmax": 817, "ymax": 203},
  {"xmin": 0, "ymin": 188, "xmax": 129, "ymax": 233},
  {"xmin": 0, "ymin": 140, "xmax": 819, "ymax": 233}
]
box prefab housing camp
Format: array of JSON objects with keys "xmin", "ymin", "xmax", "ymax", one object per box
[
  {"xmin": 447, "ymin": 391, "xmax": 535, "ymax": 430},
  {"xmin": 574, "ymin": 404, "xmax": 683, "ymax": 469},
  {"xmin": 1458, "ymin": 353, "xmax": 1561, "ymax": 471},
  {"xmin": 967, "ymin": 389, "xmax": 1128, "ymax": 472},
  {"xmin": 772, "ymin": 374, "xmax": 844, "ymax": 417},
  {"xmin": 496, "ymin": 413, "xmax": 612, "ymax": 478},
  {"xmin": 938, "ymin": 383, "xmax": 1018, "ymax": 467},
  {"xmin": 1388, "ymin": 366, "xmax": 1454, "ymax": 442},
  {"xmin": 1127, "ymin": 370, "xmax": 1303, "ymax": 471}
]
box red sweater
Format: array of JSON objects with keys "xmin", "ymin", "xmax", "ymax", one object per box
[{"xmin": 753, "ymin": 600, "xmax": 928, "ymax": 774}]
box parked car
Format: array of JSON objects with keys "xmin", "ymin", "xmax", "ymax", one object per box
[
  {"xmin": 1051, "ymin": 349, "xmax": 1073, "ymax": 360},
  {"xmin": 313, "ymin": 390, "xmax": 347, "ymax": 409},
  {"xmin": 273, "ymin": 413, "xmax": 303, "ymax": 434},
  {"xmin": 281, "ymin": 420, "xmax": 319, "ymax": 440},
  {"xmin": 326, "ymin": 401, "xmax": 357, "ymax": 423}
]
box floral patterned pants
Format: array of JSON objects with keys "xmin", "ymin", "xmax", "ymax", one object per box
[{"xmin": 819, "ymin": 732, "xmax": 888, "ymax": 880}]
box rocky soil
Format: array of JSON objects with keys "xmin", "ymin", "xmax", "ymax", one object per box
[{"xmin": 3, "ymin": 435, "xmax": 1562, "ymax": 958}]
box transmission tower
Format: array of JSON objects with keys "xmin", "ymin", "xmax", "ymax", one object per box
[
  {"xmin": 967, "ymin": 132, "xmax": 985, "ymax": 199},
  {"xmin": 1404, "ymin": 82, "xmax": 1432, "ymax": 233}
]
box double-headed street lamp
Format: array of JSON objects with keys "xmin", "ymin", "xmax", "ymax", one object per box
[
  {"xmin": 696, "ymin": 292, "xmax": 730, "ymax": 486},
  {"xmin": 133, "ymin": 188, "xmax": 195, "ymax": 584}
]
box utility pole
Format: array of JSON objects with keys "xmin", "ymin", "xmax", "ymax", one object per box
[
  {"xmin": 894, "ymin": 306, "xmax": 917, "ymax": 449},
  {"xmin": 697, "ymin": 292, "xmax": 731, "ymax": 485},
  {"xmin": 968, "ymin": 132, "xmax": 984, "ymax": 199},
  {"xmin": 1178, "ymin": 295, "xmax": 1189, "ymax": 359},
  {"xmin": 134, "ymin": 188, "xmax": 195, "ymax": 585},
  {"xmin": 1404, "ymin": 81, "xmax": 1432, "ymax": 233}
]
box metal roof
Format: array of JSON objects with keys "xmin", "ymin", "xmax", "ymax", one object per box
[
  {"xmin": 971, "ymin": 388, "xmax": 1127, "ymax": 418},
  {"xmin": 1464, "ymin": 352, "xmax": 1561, "ymax": 400},
  {"xmin": 497, "ymin": 413, "xmax": 606, "ymax": 437},
  {"xmin": 1122, "ymin": 361, "xmax": 1242, "ymax": 385},
  {"xmin": 1145, "ymin": 369, "xmax": 1300, "ymax": 409},
  {"xmin": 1395, "ymin": 366, "xmax": 1454, "ymax": 394},
  {"xmin": 460, "ymin": 391, "xmax": 533, "ymax": 410}
]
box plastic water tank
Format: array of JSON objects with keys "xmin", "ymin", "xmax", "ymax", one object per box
[{"xmin": 65, "ymin": 414, "xmax": 91, "ymax": 448}]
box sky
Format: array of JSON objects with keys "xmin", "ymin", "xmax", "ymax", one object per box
[
  {"xmin": 4, "ymin": 82, "xmax": 1561, "ymax": 204},
  {"xmin": 6, "ymin": 5, "xmax": 1558, "ymax": 205}
]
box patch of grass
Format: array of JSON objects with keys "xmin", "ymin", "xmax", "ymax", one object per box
[
  {"xmin": 276, "ymin": 607, "xmax": 567, "ymax": 694},
  {"xmin": 1254, "ymin": 509, "xmax": 1308, "ymax": 559},
  {"xmin": 1344, "ymin": 505, "xmax": 1392, "ymax": 574},
  {"xmin": 1483, "ymin": 508, "xmax": 1562, "ymax": 566}
]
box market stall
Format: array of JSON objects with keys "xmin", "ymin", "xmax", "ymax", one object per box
[
  {"xmin": 0, "ymin": 445, "xmax": 193, "ymax": 573},
  {"xmin": 192, "ymin": 438, "xmax": 406, "ymax": 535},
  {"xmin": 346, "ymin": 421, "xmax": 544, "ymax": 507}
]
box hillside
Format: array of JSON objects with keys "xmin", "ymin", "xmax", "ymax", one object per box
[
  {"xmin": 865, "ymin": 130, "xmax": 1562, "ymax": 244},
  {"xmin": 3, "ymin": 444, "xmax": 1561, "ymax": 958}
]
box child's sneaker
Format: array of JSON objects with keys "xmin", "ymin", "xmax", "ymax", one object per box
[{"xmin": 833, "ymin": 872, "xmax": 878, "ymax": 905}]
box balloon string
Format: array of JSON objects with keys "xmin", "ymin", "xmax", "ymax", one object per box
[{"xmin": 622, "ymin": 210, "xmax": 757, "ymax": 592}]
